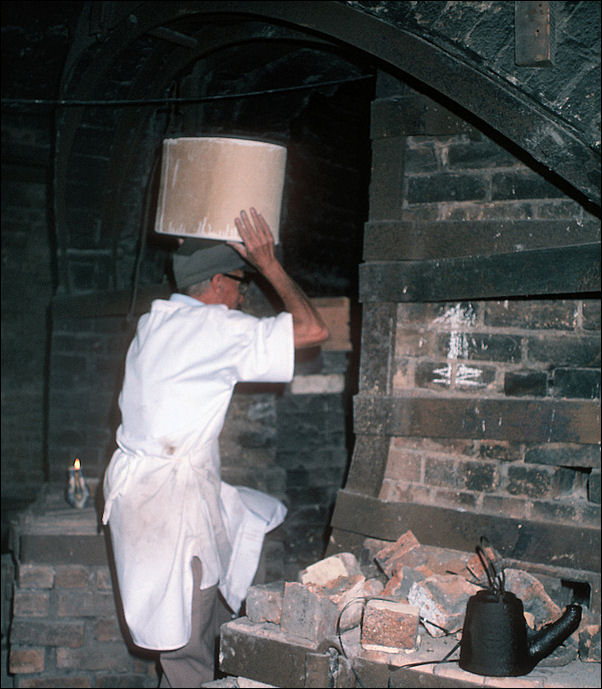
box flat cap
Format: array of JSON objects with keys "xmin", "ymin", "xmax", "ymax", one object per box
[{"xmin": 172, "ymin": 238, "xmax": 247, "ymax": 290}]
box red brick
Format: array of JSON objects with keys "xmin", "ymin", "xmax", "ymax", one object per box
[
  {"xmin": 437, "ymin": 663, "xmax": 535, "ymax": 687},
  {"xmin": 56, "ymin": 643, "xmax": 132, "ymax": 672},
  {"xmin": 504, "ymin": 568, "xmax": 561, "ymax": 627},
  {"xmin": 96, "ymin": 673, "xmax": 153, "ymax": 688},
  {"xmin": 407, "ymin": 574, "xmax": 480, "ymax": 637},
  {"xmin": 313, "ymin": 297, "xmax": 351, "ymax": 351},
  {"xmin": 9, "ymin": 647, "xmax": 45, "ymax": 674},
  {"xmin": 430, "ymin": 557, "xmax": 466, "ymax": 577},
  {"xmin": 57, "ymin": 590, "xmax": 115, "ymax": 617},
  {"xmin": 384, "ymin": 445, "xmax": 422, "ymax": 481},
  {"xmin": 363, "ymin": 578, "xmax": 385, "ymax": 597},
  {"xmin": 13, "ymin": 590, "xmax": 50, "ymax": 617},
  {"xmin": 10, "ymin": 620, "xmax": 84, "ymax": 648},
  {"xmin": 299, "ymin": 552, "xmax": 362, "ymax": 587},
  {"xmin": 374, "ymin": 531, "xmax": 421, "ymax": 577},
  {"xmin": 280, "ymin": 582, "xmax": 339, "ymax": 644},
  {"xmin": 579, "ymin": 624, "xmax": 601, "ymax": 662},
  {"xmin": 324, "ymin": 574, "xmax": 365, "ymax": 606},
  {"xmin": 246, "ymin": 581, "xmax": 284, "ymax": 624},
  {"xmin": 55, "ymin": 564, "xmax": 91, "ymax": 588},
  {"xmin": 382, "ymin": 566, "xmax": 426, "ymax": 600},
  {"xmin": 94, "ymin": 617, "xmax": 122, "ymax": 642},
  {"xmin": 324, "ymin": 574, "xmax": 366, "ymax": 630},
  {"xmin": 361, "ymin": 599, "xmax": 420, "ymax": 651},
  {"xmin": 361, "ymin": 537, "xmax": 389, "ymax": 561},
  {"xmin": 17, "ymin": 676, "xmax": 92, "ymax": 688},
  {"xmin": 17, "ymin": 563, "xmax": 54, "ymax": 589},
  {"xmin": 57, "ymin": 590, "xmax": 95, "ymax": 616}
]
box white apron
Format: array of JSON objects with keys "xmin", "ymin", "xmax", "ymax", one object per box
[{"xmin": 102, "ymin": 295, "xmax": 293, "ymax": 650}]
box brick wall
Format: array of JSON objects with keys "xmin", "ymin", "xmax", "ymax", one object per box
[
  {"xmin": 402, "ymin": 132, "xmax": 589, "ymax": 222},
  {"xmin": 329, "ymin": 85, "xmax": 600, "ymax": 581},
  {"xmin": 8, "ymin": 558, "xmax": 157, "ymax": 687},
  {"xmin": 1, "ymin": 118, "xmax": 54, "ymax": 508},
  {"xmin": 378, "ymin": 129, "xmax": 601, "ymax": 529},
  {"xmin": 2, "ymin": 9, "xmax": 72, "ymax": 520},
  {"xmin": 382, "ymin": 297, "xmax": 601, "ymax": 526}
]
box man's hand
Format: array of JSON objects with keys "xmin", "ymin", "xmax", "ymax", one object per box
[{"xmin": 228, "ymin": 208, "xmax": 277, "ymax": 275}]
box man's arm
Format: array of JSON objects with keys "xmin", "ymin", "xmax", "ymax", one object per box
[{"xmin": 229, "ymin": 208, "xmax": 329, "ymax": 349}]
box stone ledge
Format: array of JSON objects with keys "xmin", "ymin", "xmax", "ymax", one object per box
[
  {"xmin": 8, "ymin": 483, "xmax": 107, "ymax": 565},
  {"xmin": 219, "ymin": 616, "xmax": 601, "ymax": 688}
]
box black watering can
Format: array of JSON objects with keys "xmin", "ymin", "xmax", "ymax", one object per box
[
  {"xmin": 459, "ymin": 588, "xmax": 582, "ymax": 676},
  {"xmin": 459, "ymin": 539, "xmax": 582, "ymax": 677}
]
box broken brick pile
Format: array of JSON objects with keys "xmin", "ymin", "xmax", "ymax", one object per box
[{"xmin": 243, "ymin": 531, "xmax": 600, "ymax": 669}]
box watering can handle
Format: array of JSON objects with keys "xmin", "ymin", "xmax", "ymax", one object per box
[{"xmin": 476, "ymin": 537, "xmax": 505, "ymax": 593}]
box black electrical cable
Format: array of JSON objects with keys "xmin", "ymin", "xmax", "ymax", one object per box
[
  {"xmin": 2, "ymin": 74, "xmax": 374, "ymax": 109},
  {"xmin": 335, "ymin": 596, "xmax": 369, "ymax": 688},
  {"xmin": 475, "ymin": 536, "xmax": 505, "ymax": 594}
]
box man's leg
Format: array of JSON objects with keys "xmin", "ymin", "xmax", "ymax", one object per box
[{"xmin": 159, "ymin": 557, "xmax": 218, "ymax": 688}]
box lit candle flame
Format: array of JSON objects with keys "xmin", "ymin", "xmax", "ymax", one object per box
[{"xmin": 73, "ymin": 458, "xmax": 81, "ymax": 470}]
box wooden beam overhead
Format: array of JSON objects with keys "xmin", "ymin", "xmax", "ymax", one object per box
[
  {"xmin": 353, "ymin": 394, "xmax": 601, "ymax": 445},
  {"xmin": 359, "ymin": 242, "xmax": 601, "ymax": 302},
  {"xmin": 363, "ymin": 219, "xmax": 601, "ymax": 262}
]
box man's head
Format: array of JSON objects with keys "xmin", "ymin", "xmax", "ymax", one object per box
[
  {"xmin": 172, "ymin": 239, "xmax": 249, "ymax": 308},
  {"xmin": 186, "ymin": 269, "xmax": 250, "ymax": 310}
]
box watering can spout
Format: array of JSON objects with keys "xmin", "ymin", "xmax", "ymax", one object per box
[{"xmin": 527, "ymin": 603, "xmax": 582, "ymax": 665}]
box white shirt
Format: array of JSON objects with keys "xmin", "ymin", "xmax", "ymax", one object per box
[{"xmin": 103, "ymin": 294, "xmax": 293, "ymax": 650}]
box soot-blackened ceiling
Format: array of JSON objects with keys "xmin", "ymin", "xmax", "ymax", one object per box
[{"xmin": 2, "ymin": 1, "xmax": 600, "ymax": 299}]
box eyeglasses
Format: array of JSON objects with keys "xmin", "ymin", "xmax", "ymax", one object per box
[{"xmin": 223, "ymin": 272, "xmax": 251, "ymax": 294}]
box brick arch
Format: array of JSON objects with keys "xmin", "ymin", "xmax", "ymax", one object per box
[{"xmin": 55, "ymin": 1, "xmax": 600, "ymax": 292}]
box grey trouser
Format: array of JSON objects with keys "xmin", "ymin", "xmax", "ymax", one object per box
[{"xmin": 159, "ymin": 557, "xmax": 232, "ymax": 688}]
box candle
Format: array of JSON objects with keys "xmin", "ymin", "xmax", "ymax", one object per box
[{"xmin": 66, "ymin": 457, "xmax": 90, "ymax": 508}]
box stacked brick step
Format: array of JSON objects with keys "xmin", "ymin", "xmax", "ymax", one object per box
[
  {"xmin": 6, "ymin": 483, "xmax": 158, "ymax": 688},
  {"xmin": 217, "ymin": 534, "xmax": 600, "ymax": 688}
]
